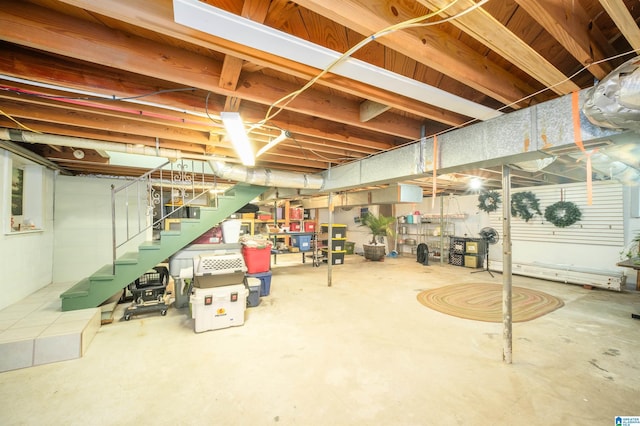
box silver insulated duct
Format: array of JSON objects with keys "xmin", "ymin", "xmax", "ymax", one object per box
[
  {"xmin": 583, "ymin": 56, "xmax": 640, "ymax": 132},
  {"xmin": 0, "ymin": 128, "xmax": 325, "ymax": 189},
  {"xmin": 208, "ymin": 160, "xmax": 324, "ymax": 190}
]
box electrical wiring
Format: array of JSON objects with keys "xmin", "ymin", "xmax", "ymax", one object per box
[
  {"xmin": 259, "ymin": 0, "xmax": 492, "ymax": 128},
  {"xmin": 0, "ymin": 108, "xmax": 41, "ymax": 134}
]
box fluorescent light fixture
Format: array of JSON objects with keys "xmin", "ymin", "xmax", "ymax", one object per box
[
  {"xmin": 221, "ymin": 112, "xmax": 255, "ymax": 166},
  {"xmin": 173, "ymin": 0, "xmax": 502, "ymax": 121},
  {"xmin": 256, "ymin": 130, "xmax": 290, "ymax": 158}
]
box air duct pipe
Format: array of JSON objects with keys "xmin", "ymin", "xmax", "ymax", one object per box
[
  {"xmin": 567, "ymin": 150, "xmax": 640, "ymax": 185},
  {"xmin": 583, "ymin": 56, "xmax": 640, "ymax": 132},
  {"xmin": 0, "ymin": 128, "xmax": 325, "ymax": 189},
  {"xmin": 0, "ymin": 128, "xmax": 195, "ymax": 160},
  {"xmin": 208, "ymin": 160, "xmax": 324, "ymax": 189}
]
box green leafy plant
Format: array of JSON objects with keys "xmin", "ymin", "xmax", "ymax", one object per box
[
  {"xmin": 620, "ymin": 232, "xmax": 640, "ymax": 260},
  {"xmin": 359, "ymin": 212, "xmax": 396, "ymax": 245}
]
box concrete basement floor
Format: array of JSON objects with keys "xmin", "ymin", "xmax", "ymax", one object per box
[{"xmin": 1, "ymin": 255, "xmax": 639, "ymax": 425}]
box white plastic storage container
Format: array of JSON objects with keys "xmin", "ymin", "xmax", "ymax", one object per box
[
  {"xmin": 190, "ymin": 284, "xmax": 248, "ymax": 333},
  {"xmin": 221, "ymin": 219, "xmax": 242, "ymax": 243}
]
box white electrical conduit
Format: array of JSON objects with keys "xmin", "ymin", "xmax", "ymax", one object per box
[{"xmin": 0, "ymin": 128, "xmax": 325, "ymax": 189}]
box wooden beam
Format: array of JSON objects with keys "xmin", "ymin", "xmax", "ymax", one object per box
[
  {"xmin": 294, "ymin": 0, "xmax": 542, "ymax": 105},
  {"xmin": 417, "ymin": 0, "xmax": 580, "ymax": 95},
  {"xmin": 360, "ymin": 100, "xmax": 391, "ymax": 122},
  {"xmin": 514, "ymin": 0, "xmax": 612, "ymax": 80},
  {"xmin": 218, "ymin": 0, "xmax": 271, "ymax": 107},
  {"xmin": 0, "ymin": 48, "xmax": 399, "ymax": 151},
  {"xmin": 0, "ymin": 2, "xmax": 426, "ymax": 139},
  {"xmin": 0, "ymin": 99, "xmax": 216, "ymax": 146},
  {"xmin": 53, "ymin": 0, "xmax": 470, "ymax": 125},
  {"xmin": 599, "ymin": 0, "xmax": 640, "ymax": 51}
]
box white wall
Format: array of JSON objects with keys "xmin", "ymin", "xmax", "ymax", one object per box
[
  {"xmin": 399, "ymin": 183, "xmax": 637, "ymax": 285},
  {"xmin": 0, "ymin": 151, "xmax": 55, "ymax": 310},
  {"xmin": 53, "ymin": 175, "xmax": 148, "ymax": 283},
  {"xmin": 315, "ymin": 181, "xmax": 638, "ymax": 285}
]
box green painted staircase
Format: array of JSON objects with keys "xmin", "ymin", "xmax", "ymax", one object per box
[{"xmin": 60, "ymin": 183, "xmax": 267, "ymax": 311}]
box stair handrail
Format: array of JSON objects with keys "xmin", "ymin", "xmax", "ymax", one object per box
[{"xmin": 111, "ymin": 159, "xmax": 213, "ymax": 273}]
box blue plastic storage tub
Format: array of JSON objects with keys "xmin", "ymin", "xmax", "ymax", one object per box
[{"xmin": 246, "ymin": 271, "xmax": 272, "ymax": 296}]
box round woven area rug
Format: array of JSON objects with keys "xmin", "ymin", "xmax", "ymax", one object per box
[{"xmin": 416, "ymin": 283, "xmax": 564, "ymax": 322}]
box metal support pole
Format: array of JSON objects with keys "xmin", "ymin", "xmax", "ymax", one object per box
[
  {"xmin": 502, "ymin": 165, "xmax": 513, "ymax": 364},
  {"xmin": 440, "ymin": 195, "xmax": 446, "ymax": 265},
  {"xmin": 327, "ymin": 192, "xmax": 333, "ymax": 287}
]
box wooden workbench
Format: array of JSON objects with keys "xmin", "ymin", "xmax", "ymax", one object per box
[{"xmin": 616, "ymin": 258, "xmax": 640, "ymax": 290}]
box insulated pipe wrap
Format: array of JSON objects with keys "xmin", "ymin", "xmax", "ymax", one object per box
[
  {"xmin": 208, "ymin": 160, "xmax": 324, "ymax": 189},
  {"xmin": 583, "ymin": 56, "xmax": 640, "ymax": 132}
]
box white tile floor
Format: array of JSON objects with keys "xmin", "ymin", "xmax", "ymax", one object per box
[{"xmin": 0, "ymin": 282, "xmax": 100, "ymax": 372}]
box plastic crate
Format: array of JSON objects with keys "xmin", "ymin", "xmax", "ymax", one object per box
[
  {"xmin": 321, "ymin": 224, "xmax": 347, "ymax": 239},
  {"xmin": 242, "ymin": 245, "xmax": 271, "ymax": 274},
  {"xmin": 290, "ymin": 222, "xmax": 301, "ymax": 232},
  {"xmin": 345, "ymin": 241, "xmax": 355, "ymax": 255},
  {"xmin": 246, "ymin": 278, "xmax": 261, "ymax": 307},
  {"xmin": 321, "ymin": 249, "xmax": 346, "ymax": 265},
  {"xmin": 321, "ymin": 239, "xmax": 345, "ymax": 252},
  {"xmin": 194, "ymin": 253, "xmax": 246, "ymax": 276},
  {"xmin": 291, "ymin": 235, "xmax": 312, "ymax": 252},
  {"xmin": 246, "ymin": 271, "xmax": 272, "ymax": 296},
  {"xmin": 449, "ymin": 253, "xmax": 464, "ymax": 266},
  {"xmin": 304, "ymin": 221, "xmax": 316, "ymax": 232}
]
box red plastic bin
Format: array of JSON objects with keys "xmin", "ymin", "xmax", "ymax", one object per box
[
  {"xmin": 304, "ymin": 221, "xmax": 316, "ymax": 232},
  {"xmin": 242, "ymin": 245, "xmax": 272, "ymax": 274}
]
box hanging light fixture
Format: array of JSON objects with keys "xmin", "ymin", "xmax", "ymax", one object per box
[
  {"xmin": 469, "ymin": 177, "xmax": 483, "ymax": 190},
  {"xmin": 221, "ymin": 112, "xmax": 254, "ymax": 166},
  {"xmin": 256, "ymin": 130, "xmax": 291, "ymax": 158}
]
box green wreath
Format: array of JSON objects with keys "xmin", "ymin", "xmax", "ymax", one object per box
[
  {"xmin": 511, "ymin": 191, "xmax": 541, "ymax": 222},
  {"xmin": 477, "ymin": 191, "xmax": 501, "ymax": 213},
  {"xmin": 544, "ymin": 201, "xmax": 582, "ymax": 228}
]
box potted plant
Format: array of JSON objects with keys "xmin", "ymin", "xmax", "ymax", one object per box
[
  {"xmin": 620, "ymin": 232, "xmax": 640, "ymax": 262},
  {"xmin": 360, "ymin": 212, "xmax": 396, "ymax": 261}
]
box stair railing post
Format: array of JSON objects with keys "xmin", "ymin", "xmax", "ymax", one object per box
[{"xmin": 111, "ymin": 184, "xmax": 117, "ymax": 275}]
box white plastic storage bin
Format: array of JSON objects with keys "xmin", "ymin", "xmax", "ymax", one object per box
[
  {"xmin": 190, "ymin": 284, "xmax": 248, "ymax": 333},
  {"xmin": 221, "ymin": 219, "xmax": 242, "ymax": 243}
]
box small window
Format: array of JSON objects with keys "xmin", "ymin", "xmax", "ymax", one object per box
[{"xmin": 3, "ymin": 151, "xmax": 43, "ymax": 233}]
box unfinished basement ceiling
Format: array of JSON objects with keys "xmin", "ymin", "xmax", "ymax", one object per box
[{"xmin": 1, "ymin": 0, "xmax": 639, "ymax": 195}]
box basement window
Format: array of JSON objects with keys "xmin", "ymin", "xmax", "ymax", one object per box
[{"xmin": 2, "ymin": 151, "xmax": 43, "ymax": 233}]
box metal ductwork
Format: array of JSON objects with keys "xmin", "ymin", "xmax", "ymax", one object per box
[
  {"xmin": 583, "ymin": 56, "xmax": 640, "ymax": 132},
  {"xmin": 567, "ymin": 149, "xmax": 640, "ymax": 185},
  {"xmin": 0, "ymin": 128, "xmax": 190, "ymax": 160},
  {"xmin": 207, "ymin": 160, "xmax": 324, "ymax": 190},
  {"xmin": 0, "ymin": 128, "xmax": 326, "ymax": 190}
]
